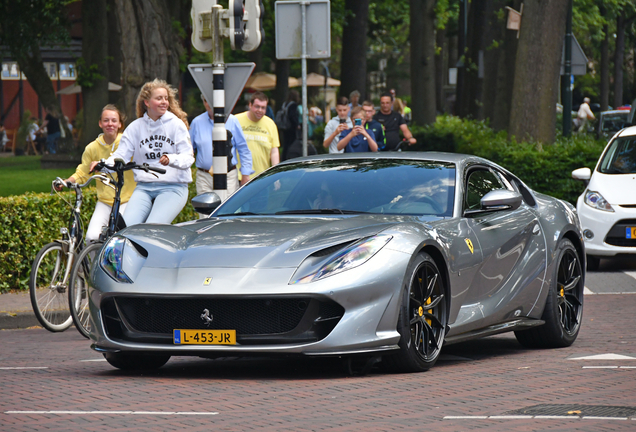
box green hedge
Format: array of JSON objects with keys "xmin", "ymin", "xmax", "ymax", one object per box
[
  {"xmin": 408, "ymin": 115, "xmax": 606, "ymax": 204},
  {"xmin": 0, "ymin": 175, "xmax": 199, "ymax": 293}
]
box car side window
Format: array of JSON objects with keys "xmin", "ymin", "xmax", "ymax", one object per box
[{"xmin": 465, "ymin": 169, "xmax": 504, "ymax": 210}]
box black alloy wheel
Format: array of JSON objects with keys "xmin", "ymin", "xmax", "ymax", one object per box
[
  {"xmin": 556, "ymin": 247, "xmax": 584, "ymax": 336},
  {"xmin": 515, "ymin": 238, "xmax": 584, "ymax": 348},
  {"xmin": 385, "ymin": 252, "xmax": 447, "ymax": 372}
]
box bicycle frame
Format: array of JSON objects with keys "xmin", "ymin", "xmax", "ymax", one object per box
[{"xmin": 52, "ymin": 175, "xmax": 111, "ymax": 288}]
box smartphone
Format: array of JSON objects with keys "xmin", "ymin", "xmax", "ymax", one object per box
[
  {"xmin": 355, "ymin": 118, "xmax": 362, "ymax": 126},
  {"xmin": 339, "ymin": 118, "xmax": 347, "ymax": 124}
]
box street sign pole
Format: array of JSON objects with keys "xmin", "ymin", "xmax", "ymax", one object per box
[
  {"xmin": 301, "ymin": 3, "xmax": 308, "ymax": 157},
  {"xmin": 562, "ymin": 0, "xmax": 573, "ymax": 137},
  {"xmin": 211, "ymin": 5, "xmax": 229, "ymax": 201}
]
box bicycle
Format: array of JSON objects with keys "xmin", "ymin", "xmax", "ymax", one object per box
[
  {"xmin": 67, "ymin": 159, "xmax": 165, "ymax": 338},
  {"xmin": 29, "ymin": 174, "xmax": 112, "ymax": 332}
]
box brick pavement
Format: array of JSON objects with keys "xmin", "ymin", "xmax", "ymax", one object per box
[{"xmin": 0, "ymin": 294, "xmax": 635, "ymax": 431}]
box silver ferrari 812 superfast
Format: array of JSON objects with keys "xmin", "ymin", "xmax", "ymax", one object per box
[{"xmin": 89, "ymin": 153, "xmax": 585, "ymax": 372}]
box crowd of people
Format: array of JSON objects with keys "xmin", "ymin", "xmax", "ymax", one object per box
[{"xmin": 50, "ymin": 79, "xmax": 416, "ymax": 237}]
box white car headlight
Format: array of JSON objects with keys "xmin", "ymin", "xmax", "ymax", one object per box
[
  {"xmin": 584, "ymin": 190, "xmax": 614, "ymax": 212},
  {"xmin": 292, "ymin": 235, "xmax": 392, "ymax": 284},
  {"xmin": 100, "ymin": 236, "xmax": 147, "ymax": 283}
]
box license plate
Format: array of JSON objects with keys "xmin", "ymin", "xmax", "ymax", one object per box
[
  {"xmin": 173, "ymin": 329, "xmax": 236, "ymax": 345},
  {"xmin": 626, "ymin": 227, "xmax": 636, "ymax": 239}
]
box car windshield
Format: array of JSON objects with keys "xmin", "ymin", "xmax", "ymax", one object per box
[
  {"xmin": 600, "ymin": 112, "xmax": 628, "ymax": 134},
  {"xmin": 216, "ymin": 159, "xmax": 456, "ymax": 217},
  {"xmin": 598, "ymin": 137, "xmax": 636, "ymax": 174}
]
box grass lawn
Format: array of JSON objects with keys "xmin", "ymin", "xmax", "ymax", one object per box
[{"xmin": 0, "ymin": 155, "xmax": 76, "ymax": 197}]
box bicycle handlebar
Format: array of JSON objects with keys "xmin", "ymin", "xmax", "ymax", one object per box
[
  {"xmin": 91, "ymin": 159, "xmax": 166, "ymax": 175},
  {"xmin": 52, "ymin": 174, "xmax": 113, "ymax": 193}
]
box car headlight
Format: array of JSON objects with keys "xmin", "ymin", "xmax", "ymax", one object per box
[
  {"xmin": 99, "ymin": 236, "xmax": 147, "ymax": 283},
  {"xmin": 584, "ymin": 190, "xmax": 614, "ymax": 212},
  {"xmin": 292, "ymin": 235, "xmax": 392, "ymax": 284}
]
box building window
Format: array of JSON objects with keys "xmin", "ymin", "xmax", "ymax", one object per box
[
  {"xmin": 59, "ymin": 63, "xmax": 76, "ymax": 80},
  {"xmin": 43, "ymin": 62, "xmax": 58, "ymax": 80},
  {"xmin": 1, "ymin": 62, "xmax": 20, "ymax": 80}
]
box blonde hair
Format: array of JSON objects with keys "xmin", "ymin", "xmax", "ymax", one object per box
[
  {"xmin": 393, "ymin": 98, "xmax": 404, "ymax": 115},
  {"xmin": 136, "ymin": 79, "xmax": 189, "ymax": 128},
  {"xmin": 101, "ymin": 104, "xmax": 126, "ymax": 133}
]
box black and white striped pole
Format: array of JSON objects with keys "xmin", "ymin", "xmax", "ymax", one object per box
[{"xmin": 211, "ymin": 4, "xmax": 228, "ymax": 200}]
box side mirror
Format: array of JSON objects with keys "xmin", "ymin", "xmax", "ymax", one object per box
[
  {"xmin": 572, "ymin": 167, "xmax": 591, "ymax": 181},
  {"xmin": 192, "ymin": 192, "xmax": 222, "ymax": 215},
  {"xmin": 480, "ymin": 189, "xmax": 523, "ymax": 212}
]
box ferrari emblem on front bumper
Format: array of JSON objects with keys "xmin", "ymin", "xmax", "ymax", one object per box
[
  {"xmin": 203, "ymin": 277, "xmax": 212, "ymax": 286},
  {"xmin": 201, "ymin": 309, "xmax": 213, "ymax": 326}
]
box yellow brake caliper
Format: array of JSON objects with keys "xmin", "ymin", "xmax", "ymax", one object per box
[{"xmin": 425, "ymin": 297, "xmax": 432, "ymax": 326}]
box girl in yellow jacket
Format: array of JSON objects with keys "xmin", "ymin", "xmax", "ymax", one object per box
[{"xmin": 60, "ymin": 105, "xmax": 136, "ymax": 241}]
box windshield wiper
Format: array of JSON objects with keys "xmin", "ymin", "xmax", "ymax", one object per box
[{"xmin": 275, "ymin": 209, "xmax": 366, "ymax": 215}]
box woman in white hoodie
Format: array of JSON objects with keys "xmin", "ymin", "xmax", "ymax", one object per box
[{"xmin": 96, "ymin": 79, "xmax": 194, "ymax": 226}]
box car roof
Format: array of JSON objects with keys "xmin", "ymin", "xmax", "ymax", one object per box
[
  {"xmin": 616, "ymin": 125, "xmax": 636, "ymax": 138},
  {"xmin": 281, "ymin": 151, "xmax": 491, "ymax": 167}
]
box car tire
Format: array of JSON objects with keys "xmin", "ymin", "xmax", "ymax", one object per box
[
  {"xmin": 515, "ymin": 238, "xmax": 584, "ymax": 348},
  {"xmin": 384, "ymin": 252, "xmax": 447, "ymax": 373},
  {"xmin": 586, "ymin": 254, "xmax": 600, "ymax": 271},
  {"xmin": 104, "ymin": 352, "xmax": 171, "ymax": 371}
]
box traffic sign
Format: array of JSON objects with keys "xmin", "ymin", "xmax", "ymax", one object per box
[
  {"xmin": 188, "ymin": 63, "xmax": 256, "ymax": 118},
  {"xmin": 275, "ymin": 1, "xmax": 330, "ymax": 60}
]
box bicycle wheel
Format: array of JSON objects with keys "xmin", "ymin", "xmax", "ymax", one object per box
[
  {"xmin": 29, "ymin": 242, "xmax": 73, "ymax": 332},
  {"xmin": 68, "ymin": 242, "xmax": 102, "ymax": 338}
]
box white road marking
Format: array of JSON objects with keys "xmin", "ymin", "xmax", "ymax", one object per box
[
  {"xmin": 79, "ymin": 359, "xmax": 107, "ymax": 362},
  {"xmin": 582, "ymin": 366, "xmax": 618, "ymax": 369},
  {"xmin": 5, "ymin": 410, "xmax": 219, "ymax": 416},
  {"xmin": 582, "ymin": 416, "xmax": 628, "ymax": 421},
  {"xmin": 443, "ymin": 415, "xmax": 630, "ymax": 421},
  {"xmin": 584, "ymin": 286, "xmax": 594, "ymax": 295},
  {"xmin": 596, "ymin": 292, "xmax": 636, "ymax": 295},
  {"xmin": 568, "ymin": 353, "xmax": 636, "ymax": 360},
  {"xmin": 625, "ymin": 271, "xmax": 636, "ymax": 281},
  {"xmin": 583, "ymin": 366, "xmax": 636, "ymax": 369},
  {"xmin": 0, "ymin": 367, "xmax": 48, "ymax": 370}
]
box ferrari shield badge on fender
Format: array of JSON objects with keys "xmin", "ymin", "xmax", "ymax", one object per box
[
  {"xmin": 203, "ymin": 277, "xmax": 212, "ymax": 286},
  {"xmin": 465, "ymin": 238, "xmax": 474, "ymax": 254}
]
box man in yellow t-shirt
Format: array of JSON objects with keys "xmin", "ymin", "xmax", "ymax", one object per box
[{"xmin": 235, "ymin": 92, "xmax": 280, "ymax": 177}]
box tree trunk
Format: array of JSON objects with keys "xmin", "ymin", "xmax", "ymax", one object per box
[
  {"xmin": 113, "ymin": 0, "xmax": 184, "ymax": 124},
  {"xmin": 600, "ymin": 11, "xmax": 609, "ymax": 112},
  {"xmin": 490, "ymin": 0, "xmax": 521, "ymax": 132},
  {"xmin": 455, "ymin": 0, "xmax": 467, "ymax": 116},
  {"xmin": 274, "ymin": 60, "xmax": 290, "ymax": 113},
  {"xmin": 509, "ymin": 0, "xmax": 568, "ymax": 143},
  {"xmin": 16, "ymin": 43, "xmax": 71, "ymax": 151},
  {"xmin": 435, "ymin": 27, "xmax": 446, "ymax": 114},
  {"xmin": 461, "ymin": 0, "xmax": 489, "ymax": 119},
  {"xmin": 107, "ymin": 0, "xmax": 123, "ymax": 106},
  {"xmin": 339, "ymin": 0, "xmax": 369, "ymax": 100},
  {"xmin": 410, "ymin": 0, "xmax": 437, "ymax": 125},
  {"xmin": 81, "ymin": 0, "xmax": 109, "ymax": 145},
  {"xmin": 613, "ymin": 14, "xmax": 636, "ymax": 108},
  {"xmin": 613, "ymin": 15, "xmax": 625, "ymax": 108}
]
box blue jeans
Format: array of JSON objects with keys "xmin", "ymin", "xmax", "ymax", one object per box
[
  {"xmin": 123, "ymin": 182, "xmax": 189, "ymax": 226},
  {"xmin": 46, "ymin": 131, "xmax": 60, "ymax": 154}
]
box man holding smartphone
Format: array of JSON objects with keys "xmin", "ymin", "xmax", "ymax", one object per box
[
  {"xmin": 323, "ymin": 97, "xmax": 352, "ymax": 154},
  {"xmin": 337, "ymin": 107, "xmax": 378, "ymax": 153}
]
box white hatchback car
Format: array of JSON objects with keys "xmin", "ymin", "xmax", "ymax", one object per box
[{"xmin": 572, "ymin": 125, "xmax": 636, "ymax": 270}]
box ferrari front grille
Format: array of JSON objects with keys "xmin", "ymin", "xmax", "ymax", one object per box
[{"xmin": 101, "ymin": 296, "xmax": 344, "ymax": 345}]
